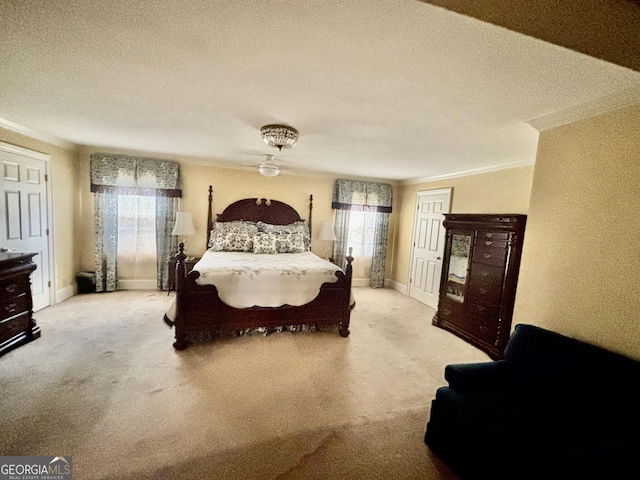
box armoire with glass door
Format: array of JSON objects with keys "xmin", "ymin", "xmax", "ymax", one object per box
[{"xmin": 433, "ymin": 214, "xmax": 527, "ymax": 359}]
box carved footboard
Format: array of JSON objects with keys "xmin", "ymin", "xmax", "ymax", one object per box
[{"xmin": 172, "ymin": 243, "xmax": 354, "ymax": 350}]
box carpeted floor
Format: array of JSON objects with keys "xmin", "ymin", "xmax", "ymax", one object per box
[{"xmin": 0, "ymin": 287, "xmax": 489, "ymax": 479}]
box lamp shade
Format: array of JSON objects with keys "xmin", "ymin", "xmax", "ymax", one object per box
[
  {"xmin": 172, "ymin": 212, "xmax": 196, "ymax": 236},
  {"xmin": 318, "ymin": 220, "xmax": 337, "ymax": 241}
]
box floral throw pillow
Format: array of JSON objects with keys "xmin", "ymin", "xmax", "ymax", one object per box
[
  {"xmin": 275, "ymin": 232, "xmax": 307, "ymax": 254},
  {"xmin": 209, "ymin": 221, "xmax": 258, "ymax": 252},
  {"xmin": 257, "ymin": 221, "xmax": 310, "ymax": 250},
  {"xmin": 253, "ymin": 232, "xmax": 278, "ymax": 254}
]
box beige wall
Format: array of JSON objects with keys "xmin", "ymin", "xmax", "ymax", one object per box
[
  {"xmin": 393, "ymin": 165, "xmax": 534, "ymax": 287},
  {"xmin": 0, "ymin": 127, "xmax": 79, "ymax": 299},
  {"xmin": 77, "ymin": 148, "xmax": 390, "ymax": 279},
  {"xmin": 513, "ymin": 104, "xmax": 640, "ymax": 360}
]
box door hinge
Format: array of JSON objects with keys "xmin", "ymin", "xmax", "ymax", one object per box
[
  {"xmin": 46, "ymin": 228, "xmax": 49, "ymax": 236},
  {"xmin": 45, "ymin": 174, "xmax": 48, "ymax": 181},
  {"xmin": 48, "ymin": 281, "xmax": 51, "ymax": 288}
]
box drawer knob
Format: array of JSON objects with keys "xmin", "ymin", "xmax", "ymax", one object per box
[
  {"xmin": 477, "ymin": 305, "xmax": 486, "ymax": 312},
  {"xmin": 480, "ymin": 288, "xmax": 488, "ymax": 294},
  {"xmin": 5, "ymin": 303, "xmax": 18, "ymax": 314},
  {"xmin": 481, "ymin": 271, "xmax": 490, "ymax": 277},
  {"xmin": 5, "ymin": 283, "xmax": 18, "ymax": 293},
  {"xmin": 443, "ymin": 309, "xmax": 451, "ymax": 316},
  {"xmin": 485, "ymin": 240, "xmax": 493, "ymax": 246},
  {"xmin": 486, "ymin": 233, "xmax": 493, "ymax": 238},
  {"xmin": 479, "ymin": 325, "xmax": 489, "ymax": 333},
  {"xmin": 483, "ymin": 253, "xmax": 492, "ymax": 259}
]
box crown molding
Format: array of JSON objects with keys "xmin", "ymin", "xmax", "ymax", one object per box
[
  {"xmin": 0, "ymin": 117, "xmax": 77, "ymax": 150},
  {"xmin": 401, "ymin": 155, "xmax": 536, "ymax": 186},
  {"xmin": 526, "ymin": 85, "xmax": 640, "ymax": 131}
]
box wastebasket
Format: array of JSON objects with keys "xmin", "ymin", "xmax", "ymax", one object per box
[{"xmin": 76, "ymin": 271, "xmax": 96, "ymax": 293}]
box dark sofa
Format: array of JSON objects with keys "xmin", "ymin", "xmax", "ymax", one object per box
[{"xmin": 424, "ymin": 324, "xmax": 640, "ymax": 479}]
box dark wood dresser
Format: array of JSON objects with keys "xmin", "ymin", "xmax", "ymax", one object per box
[
  {"xmin": 433, "ymin": 214, "xmax": 526, "ymax": 359},
  {"xmin": 0, "ymin": 252, "xmax": 39, "ymax": 356}
]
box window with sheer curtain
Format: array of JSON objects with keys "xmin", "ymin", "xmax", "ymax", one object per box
[
  {"xmin": 332, "ymin": 179, "xmax": 392, "ymax": 288},
  {"xmin": 346, "ymin": 210, "xmax": 376, "ymax": 276},
  {"xmin": 117, "ymin": 195, "xmax": 157, "ymax": 261}
]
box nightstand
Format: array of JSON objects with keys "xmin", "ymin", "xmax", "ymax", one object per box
[{"xmin": 167, "ymin": 257, "xmax": 200, "ymax": 292}]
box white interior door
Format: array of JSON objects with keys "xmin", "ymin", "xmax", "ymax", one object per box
[
  {"xmin": 0, "ymin": 143, "xmax": 51, "ymax": 311},
  {"xmin": 408, "ymin": 188, "xmax": 451, "ymax": 309}
]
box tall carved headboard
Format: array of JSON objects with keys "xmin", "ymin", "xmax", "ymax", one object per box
[{"xmin": 204, "ymin": 186, "xmax": 313, "ymax": 249}]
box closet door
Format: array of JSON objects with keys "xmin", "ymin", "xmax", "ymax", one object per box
[
  {"xmin": 0, "ymin": 143, "xmax": 52, "ymax": 311},
  {"xmin": 408, "ymin": 188, "xmax": 451, "ymax": 309}
]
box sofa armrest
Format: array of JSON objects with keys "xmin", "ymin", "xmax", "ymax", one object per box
[{"xmin": 444, "ymin": 360, "xmax": 513, "ymax": 393}]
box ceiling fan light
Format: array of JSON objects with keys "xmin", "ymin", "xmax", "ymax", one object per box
[
  {"xmin": 258, "ymin": 163, "xmax": 280, "ymax": 177},
  {"xmin": 260, "ymin": 124, "xmax": 299, "ymax": 151}
]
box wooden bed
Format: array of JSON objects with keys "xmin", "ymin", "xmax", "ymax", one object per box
[{"xmin": 171, "ymin": 186, "xmax": 354, "ymax": 350}]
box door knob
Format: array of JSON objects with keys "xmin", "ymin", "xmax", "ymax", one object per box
[{"xmin": 436, "ymin": 256, "xmax": 442, "ymax": 260}]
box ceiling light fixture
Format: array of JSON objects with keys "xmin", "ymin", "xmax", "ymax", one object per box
[
  {"xmin": 260, "ymin": 124, "xmax": 299, "ymax": 151},
  {"xmin": 258, "ymin": 154, "xmax": 280, "ymax": 177}
]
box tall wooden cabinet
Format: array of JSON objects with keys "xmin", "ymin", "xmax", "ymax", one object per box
[
  {"xmin": 433, "ymin": 214, "xmax": 526, "ymax": 359},
  {"xmin": 0, "ymin": 252, "xmax": 39, "ymax": 356}
]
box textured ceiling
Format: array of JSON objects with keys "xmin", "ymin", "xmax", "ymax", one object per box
[{"xmin": 1, "ymin": 0, "xmax": 639, "ymax": 182}]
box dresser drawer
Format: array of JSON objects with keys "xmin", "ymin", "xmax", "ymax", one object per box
[
  {"xmin": 469, "ymin": 264, "xmax": 504, "ymax": 287},
  {"xmin": 467, "ymin": 282, "xmax": 502, "ymax": 305},
  {"xmin": 437, "ymin": 298, "xmax": 464, "ymax": 322},
  {"xmin": 473, "ymin": 244, "xmax": 507, "ymax": 267},
  {"xmin": 0, "ymin": 293, "xmax": 30, "ymax": 322},
  {"xmin": 0, "ymin": 312, "xmax": 30, "ymax": 344},
  {"xmin": 0, "ymin": 275, "xmax": 29, "ymax": 302},
  {"xmin": 476, "ymin": 237, "xmax": 508, "ymax": 249},
  {"xmin": 466, "ymin": 297, "xmax": 501, "ymax": 319},
  {"xmin": 477, "ymin": 231, "xmax": 509, "ymax": 241},
  {"xmin": 457, "ymin": 314, "xmax": 500, "ymax": 346}
]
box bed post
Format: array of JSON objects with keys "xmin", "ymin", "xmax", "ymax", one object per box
[
  {"xmin": 206, "ymin": 185, "xmax": 213, "ymax": 250},
  {"xmin": 308, "ymin": 194, "xmax": 313, "ymax": 246},
  {"xmin": 173, "ymin": 242, "xmax": 188, "ymax": 350},
  {"xmin": 339, "ymin": 247, "xmax": 354, "ymax": 337}
]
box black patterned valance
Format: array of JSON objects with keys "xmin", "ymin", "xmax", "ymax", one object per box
[
  {"xmin": 332, "ymin": 179, "xmax": 392, "ymax": 213},
  {"xmin": 90, "ymin": 153, "xmax": 181, "ymax": 197}
]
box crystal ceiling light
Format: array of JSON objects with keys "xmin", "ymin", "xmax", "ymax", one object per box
[{"xmin": 260, "ymin": 124, "xmax": 299, "ymax": 151}]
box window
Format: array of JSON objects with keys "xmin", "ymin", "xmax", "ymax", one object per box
[
  {"xmin": 346, "ymin": 210, "xmax": 376, "ymax": 258},
  {"xmin": 117, "ymin": 195, "xmax": 157, "ymax": 262}
]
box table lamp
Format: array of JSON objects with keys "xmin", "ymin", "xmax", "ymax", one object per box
[
  {"xmin": 172, "ymin": 212, "xmax": 196, "ymax": 255},
  {"xmin": 318, "ymin": 220, "xmax": 337, "ymax": 261}
]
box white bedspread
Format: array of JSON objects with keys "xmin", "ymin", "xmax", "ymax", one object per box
[{"xmin": 191, "ymin": 250, "xmax": 341, "ymax": 308}]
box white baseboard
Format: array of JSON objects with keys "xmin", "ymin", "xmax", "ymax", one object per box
[
  {"xmin": 118, "ymin": 279, "xmax": 157, "ymax": 290},
  {"xmin": 351, "ymin": 278, "xmax": 369, "ymax": 287},
  {"xmin": 351, "ymin": 278, "xmax": 408, "ymax": 292},
  {"xmin": 55, "ymin": 285, "xmax": 75, "ymax": 304},
  {"xmin": 385, "ymin": 279, "xmax": 407, "ymax": 294}
]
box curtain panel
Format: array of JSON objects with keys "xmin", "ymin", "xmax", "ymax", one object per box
[
  {"xmin": 90, "ymin": 154, "xmax": 181, "ymax": 291},
  {"xmin": 332, "ymin": 179, "xmax": 393, "ymax": 213},
  {"xmin": 90, "ymin": 154, "xmax": 182, "ymax": 197},
  {"xmin": 331, "ymin": 179, "xmax": 392, "ymax": 288}
]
